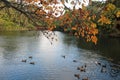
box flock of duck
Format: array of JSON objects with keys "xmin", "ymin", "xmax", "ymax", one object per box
[
  {"xmin": 21, "ymin": 55, "xmax": 119, "ymax": 80},
  {"xmin": 62, "ymin": 55, "xmax": 109, "ymax": 80},
  {"xmin": 21, "ymin": 56, "xmax": 35, "ymax": 65}
]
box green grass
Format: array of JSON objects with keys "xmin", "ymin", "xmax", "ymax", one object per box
[
  {"xmin": 0, "ymin": 18, "xmax": 31, "ymax": 31},
  {"xmin": 0, "ymin": 7, "xmax": 35, "ymax": 31}
]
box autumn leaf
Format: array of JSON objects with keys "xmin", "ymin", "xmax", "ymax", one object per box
[
  {"xmin": 86, "ymin": 35, "xmax": 91, "ymax": 42},
  {"xmin": 98, "ymin": 15, "xmax": 111, "ymax": 25},
  {"xmin": 72, "ymin": 25, "xmax": 77, "ymax": 30},
  {"xmin": 92, "ymin": 15, "xmax": 96, "ymax": 20},
  {"xmin": 72, "ymin": 27, "xmax": 77, "ymax": 30},
  {"xmin": 74, "ymin": 32, "xmax": 78, "ymax": 36},
  {"xmin": 92, "ymin": 29, "xmax": 98, "ymax": 35},
  {"xmin": 91, "ymin": 36, "xmax": 97, "ymax": 45},
  {"xmin": 106, "ymin": 3, "xmax": 116, "ymax": 11},
  {"xmin": 91, "ymin": 22, "xmax": 96, "ymax": 28},
  {"xmin": 81, "ymin": 31, "xmax": 85, "ymax": 37},
  {"xmin": 116, "ymin": 11, "xmax": 120, "ymax": 18},
  {"xmin": 34, "ymin": 0, "xmax": 38, "ymax": 2},
  {"xmin": 48, "ymin": 26, "xmax": 56, "ymax": 31}
]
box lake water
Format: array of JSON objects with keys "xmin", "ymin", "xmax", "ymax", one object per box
[{"xmin": 0, "ymin": 31, "xmax": 120, "ymax": 80}]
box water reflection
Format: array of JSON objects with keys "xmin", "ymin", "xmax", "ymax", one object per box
[
  {"xmin": 0, "ymin": 31, "xmax": 119, "ymax": 80},
  {"xmin": 75, "ymin": 36, "xmax": 120, "ymax": 63}
]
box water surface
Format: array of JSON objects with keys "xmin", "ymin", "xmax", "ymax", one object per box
[{"xmin": 0, "ymin": 31, "xmax": 120, "ymax": 80}]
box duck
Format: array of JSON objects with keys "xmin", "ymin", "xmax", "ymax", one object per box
[
  {"xmin": 30, "ymin": 62, "xmax": 35, "ymax": 65},
  {"xmin": 21, "ymin": 59, "xmax": 27, "ymax": 62},
  {"xmin": 51, "ymin": 37, "xmax": 54, "ymax": 40},
  {"xmin": 77, "ymin": 66, "xmax": 86, "ymax": 72},
  {"xmin": 102, "ymin": 64, "xmax": 106, "ymax": 68},
  {"xmin": 73, "ymin": 60, "xmax": 77, "ymax": 62},
  {"xmin": 77, "ymin": 67, "xmax": 80, "ymax": 70},
  {"xmin": 80, "ymin": 66, "xmax": 86, "ymax": 72},
  {"xmin": 62, "ymin": 55, "xmax": 65, "ymax": 59},
  {"xmin": 84, "ymin": 63, "xmax": 87, "ymax": 68},
  {"xmin": 29, "ymin": 56, "xmax": 32, "ymax": 59},
  {"xmin": 82, "ymin": 77, "xmax": 88, "ymax": 80},
  {"xmin": 74, "ymin": 74, "xmax": 80, "ymax": 79},
  {"xmin": 95, "ymin": 61, "xmax": 101, "ymax": 66}
]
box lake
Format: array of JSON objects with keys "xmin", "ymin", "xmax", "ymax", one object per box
[{"xmin": 0, "ymin": 31, "xmax": 120, "ymax": 80}]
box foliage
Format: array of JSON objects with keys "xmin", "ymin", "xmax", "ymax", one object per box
[
  {"xmin": 0, "ymin": 3, "xmax": 35, "ymax": 31},
  {"xmin": 0, "ymin": 18, "xmax": 29, "ymax": 31},
  {"xmin": 0, "ymin": 0, "xmax": 120, "ymax": 44},
  {"xmin": 96, "ymin": 2, "xmax": 120, "ymax": 34}
]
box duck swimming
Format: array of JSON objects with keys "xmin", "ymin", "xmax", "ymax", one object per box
[
  {"xmin": 29, "ymin": 56, "xmax": 32, "ymax": 59},
  {"xmin": 73, "ymin": 60, "xmax": 77, "ymax": 62},
  {"xmin": 77, "ymin": 66, "xmax": 86, "ymax": 72},
  {"xmin": 74, "ymin": 74, "xmax": 80, "ymax": 79},
  {"xmin": 62, "ymin": 55, "xmax": 65, "ymax": 59},
  {"xmin": 30, "ymin": 62, "xmax": 35, "ymax": 65},
  {"xmin": 21, "ymin": 59, "xmax": 27, "ymax": 62},
  {"xmin": 82, "ymin": 77, "xmax": 88, "ymax": 80}
]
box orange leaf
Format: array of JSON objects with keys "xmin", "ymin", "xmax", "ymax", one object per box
[
  {"xmin": 91, "ymin": 36, "xmax": 97, "ymax": 44},
  {"xmin": 72, "ymin": 27, "xmax": 77, "ymax": 30}
]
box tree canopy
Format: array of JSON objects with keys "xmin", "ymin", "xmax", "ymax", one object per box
[{"xmin": 0, "ymin": 0, "xmax": 120, "ymax": 44}]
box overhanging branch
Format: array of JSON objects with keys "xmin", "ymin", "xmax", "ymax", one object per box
[{"xmin": 0, "ymin": 0, "xmax": 40, "ymax": 26}]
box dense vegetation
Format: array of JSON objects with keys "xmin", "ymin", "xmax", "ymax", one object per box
[{"xmin": 0, "ymin": 0, "xmax": 120, "ymax": 44}]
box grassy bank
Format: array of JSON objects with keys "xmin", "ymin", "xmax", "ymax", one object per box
[
  {"xmin": 0, "ymin": 7, "xmax": 35, "ymax": 31},
  {"xmin": 0, "ymin": 18, "xmax": 36, "ymax": 31},
  {"xmin": 0, "ymin": 18, "xmax": 25, "ymax": 31}
]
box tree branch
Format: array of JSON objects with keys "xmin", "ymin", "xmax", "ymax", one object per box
[{"xmin": 0, "ymin": 0, "xmax": 40, "ymax": 26}]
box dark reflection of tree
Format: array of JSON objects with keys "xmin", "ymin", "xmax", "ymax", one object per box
[
  {"xmin": 97, "ymin": 37, "xmax": 120, "ymax": 62},
  {"xmin": 62, "ymin": 32, "xmax": 120, "ymax": 78},
  {"xmin": 63, "ymin": 33, "xmax": 120, "ymax": 63},
  {"xmin": 63, "ymin": 34, "xmax": 76, "ymax": 46},
  {"xmin": 76, "ymin": 37, "xmax": 97, "ymax": 50},
  {"xmin": 76, "ymin": 36, "xmax": 120, "ymax": 63}
]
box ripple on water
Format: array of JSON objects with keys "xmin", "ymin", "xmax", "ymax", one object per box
[{"xmin": 0, "ymin": 31, "xmax": 120, "ymax": 80}]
